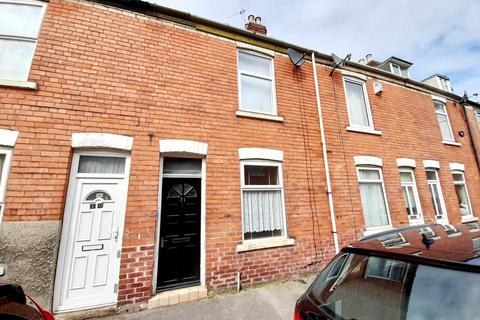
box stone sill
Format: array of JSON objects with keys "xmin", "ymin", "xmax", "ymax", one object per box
[
  {"xmin": 0, "ymin": 79, "xmax": 38, "ymax": 90},
  {"xmin": 346, "ymin": 126, "xmax": 382, "ymax": 136},
  {"xmin": 442, "ymin": 140, "xmax": 461, "ymax": 147},
  {"xmin": 236, "ymin": 237, "xmax": 295, "ymax": 252},
  {"xmin": 461, "ymin": 216, "xmax": 479, "ymax": 223},
  {"xmin": 236, "ymin": 110, "xmax": 284, "ymax": 122}
]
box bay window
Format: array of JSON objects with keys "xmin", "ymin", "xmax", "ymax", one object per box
[{"xmin": 0, "ymin": 0, "xmax": 47, "ymax": 81}]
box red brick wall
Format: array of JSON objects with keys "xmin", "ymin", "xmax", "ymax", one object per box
[
  {"xmin": 316, "ymin": 68, "xmax": 480, "ymax": 247},
  {"xmin": 1, "ymin": 0, "xmax": 479, "ymax": 309},
  {"xmin": 0, "ymin": 0, "xmax": 335, "ymax": 306}
]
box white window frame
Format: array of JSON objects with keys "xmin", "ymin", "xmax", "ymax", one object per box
[
  {"xmin": 240, "ymin": 160, "xmax": 287, "ymax": 242},
  {"xmin": 237, "ymin": 49, "xmax": 277, "ymax": 116},
  {"xmin": 0, "ymin": 0, "xmax": 47, "ymax": 81},
  {"xmin": 451, "ymin": 170, "xmax": 474, "ymax": 219},
  {"xmin": 433, "ymin": 100, "xmax": 455, "ymax": 142},
  {"xmin": 425, "ymin": 169, "xmax": 448, "ymax": 224},
  {"xmin": 0, "ymin": 148, "xmax": 14, "ymax": 220},
  {"xmin": 343, "ymin": 76, "xmax": 375, "ymax": 131},
  {"xmin": 390, "ymin": 63, "xmax": 402, "ymax": 76},
  {"xmin": 399, "ymin": 168, "xmax": 424, "ymax": 225},
  {"xmin": 475, "ymin": 111, "xmax": 480, "ymax": 132},
  {"xmin": 356, "ymin": 166, "xmax": 392, "ymax": 232}
]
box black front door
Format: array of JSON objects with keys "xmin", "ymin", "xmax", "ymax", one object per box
[{"xmin": 157, "ymin": 178, "xmax": 201, "ymax": 290}]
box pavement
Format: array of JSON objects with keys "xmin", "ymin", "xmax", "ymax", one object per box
[{"xmin": 95, "ymin": 275, "xmax": 316, "ymax": 320}]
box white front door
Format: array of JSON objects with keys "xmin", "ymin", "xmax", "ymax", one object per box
[{"xmin": 54, "ymin": 153, "xmax": 130, "ymax": 312}]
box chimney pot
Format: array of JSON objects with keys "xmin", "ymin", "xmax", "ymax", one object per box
[
  {"xmin": 359, "ymin": 58, "xmax": 366, "ymax": 64},
  {"xmin": 366, "ymin": 53, "xmax": 372, "ymax": 62},
  {"xmin": 245, "ymin": 14, "xmax": 267, "ymax": 35}
]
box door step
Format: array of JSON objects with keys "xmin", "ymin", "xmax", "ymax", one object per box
[{"xmin": 147, "ymin": 286, "xmax": 208, "ymax": 309}]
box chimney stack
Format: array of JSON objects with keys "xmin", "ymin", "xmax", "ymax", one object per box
[{"xmin": 245, "ymin": 14, "xmax": 267, "ymax": 35}]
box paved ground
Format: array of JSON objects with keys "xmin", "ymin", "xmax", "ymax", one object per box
[{"xmin": 96, "ymin": 275, "xmax": 315, "ymax": 320}]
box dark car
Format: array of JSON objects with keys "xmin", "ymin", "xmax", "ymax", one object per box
[
  {"xmin": 295, "ymin": 223, "xmax": 480, "ymax": 320},
  {"xmin": 0, "ymin": 282, "xmax": 54, "ymax": 320}
]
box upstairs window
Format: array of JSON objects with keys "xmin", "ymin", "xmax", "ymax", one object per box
[
  {"xmin": 434, "ymin": 101, "xmax": 454, "ymax": 142},
  {"xmin": 0, "ymin": 0, "xmax": 46, "ymax": 81},
  {"xmin": 344, "ymin": 77, "xmax": 373, "ymax": 129},
  {"xmin": 241, "ymin": 161, "xmax": 286, "ymax": 240},
  {"xmin": 452, "ymin": 171, "xmax": 473, "ymax": 218},
  {"xmin": 390, "ymin": 63, "xmax": 409, "ymax": 78},
  {"xmin": 238, "ymin": 50, "xmax": 276, "ymax": 115}
]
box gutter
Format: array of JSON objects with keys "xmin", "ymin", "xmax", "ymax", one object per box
[{"xmin": 312, "ymin": 52, "xmax": 340, "ymax": 254}]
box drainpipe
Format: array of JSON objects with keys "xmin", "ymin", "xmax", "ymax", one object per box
[{"xmin": 311, "ymin": 51, "xmax": 339, "ymax": 254}]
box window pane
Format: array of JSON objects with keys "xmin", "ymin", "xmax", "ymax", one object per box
[
  {"xmin": 78, "ymin": 156, "xmax": 126, "ymax": 174},
  {"xmin": 345, "ymin": 80, "xmax": 370, "ymax": 127},
  {"xmin": 0, "ymin": 38, "xmax": 36, "ymax": 81},
  {"xmin": 0, "ymin": 154, "xmax": 5, "ymax": 183},
  {"xmin": 238, "ymin": 52, "xmax": 271, "ymax": 76},
  {"xmin": 392, "ymin": 65, "xmax": 401, "ymax": 76},
  {"xmin": 454, "ymin": 184, "xmax": 471, "ymax": 216},
  {"xmin": 407, "ymin": 186, "xmax": 418, "ymax": 216},
  {"xmin": 430, "ymin": 184, "xmax": 444, "ymax": 217},
  {"xmin": 359, "ymin": 182, "xmax": 389, "ymax": 228},
  {"xmin": 0, "ymin": 3, "xmax": 44, "ymax": 38},
  {"xmin": 243, "ymin": 190, "xmax": 283, "ymax": 238},
  {"xmin": 163, "ymin": 157, "xmax": 201, "ymax": 175},
  {"xmin": 452, "ymin": 173, "xmax": 464, "ymax": 182},
  {"xmin": 434, "ymin": 102, "xmax": 446, "ymax": 113},
  {"xmin": 400, "ymin": 171, "xmax": 413, "ymax": 183},
  {"xmin": 244, "ymin": 165, "xmax": 278, "ymax": 185},
  {"xmin": 426, "ymin": 170, "xmax": 437, "ymax": 181},
  {"xmin": 401, "ymin": 68, "xmax": 409, "ymax": 78},
  {"xmin": 240, "ymin": 74, "xmax": 273, "ymax": 113},
  {"xmin": 436, "ymin": 113, "xmax": 453, "ymax": 141},
  {"xmin": 358, "ymin": 169, "xmax": 380, "ymax": 180}
]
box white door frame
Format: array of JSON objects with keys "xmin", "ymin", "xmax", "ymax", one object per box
[
  {"xmin": 152, "ymin": 155, "xmax": 206, "ymax": 292},
  {"xmin": 53, "ymin": 150, "xmax": 131, "ymax": 313}
]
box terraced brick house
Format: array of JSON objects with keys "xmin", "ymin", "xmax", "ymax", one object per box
[{"xmin": 0, "ymin": 0, "xmax": 479, "ymax": 315}]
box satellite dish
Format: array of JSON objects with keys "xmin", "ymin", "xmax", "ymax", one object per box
[
  {"xmin": 331, "ymin": 53, "xmax": 351, "ymax": 68},
  {"xmin": 330, "ymin": 53, "xmax": 352, "ymax": 76},
  {"xmin": 287, "ymin": 48, "xmax": 305, "ymax": 68}
]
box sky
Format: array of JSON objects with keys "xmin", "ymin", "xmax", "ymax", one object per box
[{"xmin": 149, "ymin": 0, "xmax": 480, "ymax": 101}]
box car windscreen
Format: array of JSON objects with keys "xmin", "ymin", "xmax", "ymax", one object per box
[{"xmin": 308, "ymin": 253, "xmax": 480, "ymax": 320}]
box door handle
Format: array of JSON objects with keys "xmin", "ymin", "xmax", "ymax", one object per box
[{"xmin": 113, "ymin": 227, "xmax": 119, "ymax": 242}]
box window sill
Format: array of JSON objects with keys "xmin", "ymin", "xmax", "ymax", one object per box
[
  {"xmin": 346, "ymin": 126, "xmax": 382, "ymax": 136},
  {"xmin": 236, "ymin": 237, "xmax": 295, "ymax": 253},
  {"xmin": 442, "ymin": 140, "xmax": 461, "ymax": 147},
  {"xmin": 0, "ymin": 79, "xmax": 38, "ymax": 90},
  {"xmin": 236, "ymin": 110, "xmax": 284, "ymax": 122},
  {"xmin": 461, "ymin": 216, "xmax": 479, "ymax": 223}
]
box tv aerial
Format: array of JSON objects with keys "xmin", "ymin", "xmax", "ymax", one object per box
[
  {"xmin": 287, "ymin": 48, "xmax": 305, "ymax": 68},
  {"xmin": 329, "ymin": 53, "xmax": 351, "ymax": 76}
]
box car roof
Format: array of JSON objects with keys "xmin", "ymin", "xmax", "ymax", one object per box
[{"xmin": 345, "ymin": 223, "xmax": 480, "ymax": 269}]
